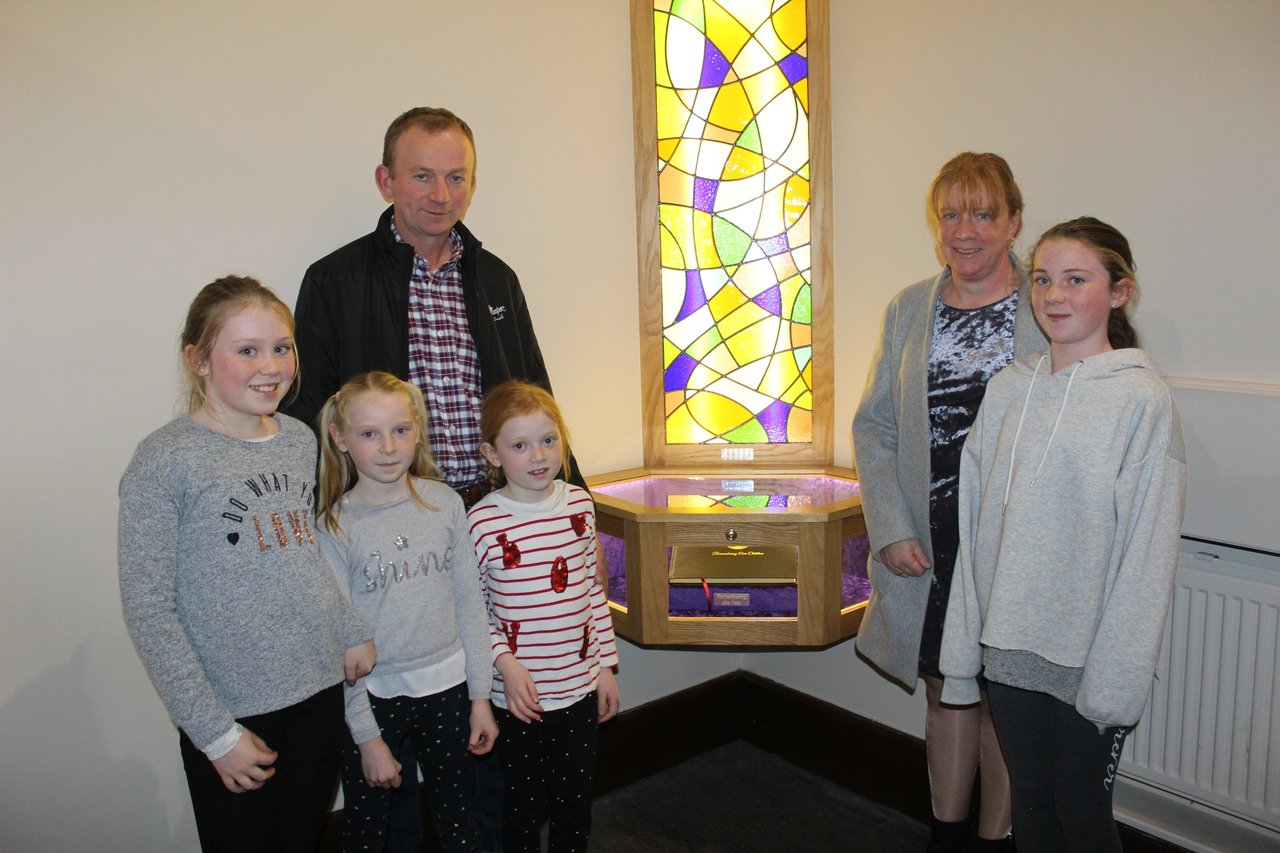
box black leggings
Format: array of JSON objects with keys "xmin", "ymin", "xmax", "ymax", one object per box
[
  {"xmin": 179, "ymin": 683, "xmax": 343, "ymax": 853},
  {"xmin": 986, "ymin": 682, "xmax": 1128, "ymax": 852},
  {"xmin": 496, "ymin": 693, "xmax": 598, "ymax": 853}
]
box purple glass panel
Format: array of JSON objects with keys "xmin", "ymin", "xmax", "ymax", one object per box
[
  {"xmin": 758, "ymin": 232, "xmax": 789, "ymax": 256},
  {"xmin": 693, "ymin": 176, "xmax": 717, "ymax": 213},
  {"xmin": 664, "ymin": 352, "xmax": 698, "ymax": 392},
  {"xmin": 676, "ymin": 269, "xmax": 708, "ymax": 321},
  {"xmin": 756, "ymin": 400, "xmax": 791, "ymax": 443},
  {"xmin": 595, "ymin": 475, "xmax": 859, "ymax": 509},
  {"xmin": 778, "ymin": 52, "xmax": 808, "ymax": 85},
  {"xmin": 700, "ymin": 41, "xmax": 731, "ymax": 88},
  {"xmin": 841, "ymin": 534, "xmax": 872, "ymax": 608},
  {"xmin": 752, "ymin": 285, "xmax": 782, "ymax": 316},
  {"xmin": 601, "ymin": 531, "xmax": 627, "ymax": 608}
]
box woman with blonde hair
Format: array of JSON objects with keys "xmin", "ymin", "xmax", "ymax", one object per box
[{"xmin": 853, "ymin": 154, "xmax": 1046, "ymax": 851}]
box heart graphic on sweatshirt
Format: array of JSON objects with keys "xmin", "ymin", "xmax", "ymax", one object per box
[
  {"xmin": 227, "ymin": 532, "xmax": 240, "ymax": 545},
  {"xmin": 570, "ymin": 513, "xmax": 588, "ymax": 537}
]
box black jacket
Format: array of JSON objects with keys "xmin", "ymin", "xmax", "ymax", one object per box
[
  {"xmin": 287, "ymin": 206, "xmax": 553, "ymax": 430},
  {"xmin": 285, "ymin": 208, "xmax": 587, "ymax": 490}
]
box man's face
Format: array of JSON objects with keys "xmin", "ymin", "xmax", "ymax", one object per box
[{"xmin": 375, "ymin": 125, "xmax": 476, "ymax": 257}]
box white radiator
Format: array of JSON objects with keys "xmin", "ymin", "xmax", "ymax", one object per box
[{"xmin": 1120, "ymin": 538, "xmax": 1280, "ymax": 835}]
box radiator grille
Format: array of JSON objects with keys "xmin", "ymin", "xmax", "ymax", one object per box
[{"xmin": 1121, "ymin": 544, "xmax": 1280, "ymax": 832}]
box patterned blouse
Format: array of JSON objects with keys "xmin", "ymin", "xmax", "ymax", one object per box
[{"xmin": 927, "ymin": 290, "xmax": 1020, "ymax": 508}]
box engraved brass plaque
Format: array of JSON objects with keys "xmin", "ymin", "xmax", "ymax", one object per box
[{"xmin": 668, "ymin": 544, "xmax": 799, "ymax": 585}]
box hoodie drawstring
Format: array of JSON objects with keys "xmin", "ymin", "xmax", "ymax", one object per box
[{"xmin": 1003, "ymin": 354, "xmax": 1082, "ymax": 513}]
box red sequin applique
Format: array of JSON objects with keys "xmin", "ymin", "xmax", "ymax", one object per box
[
  {"xmin": 498, "ymin": 533, "xmax": 521, "ymax": 568},
  {"xmin": 503, "ymin": 620, "xmax": 521, "ymax": 653},
  {"xmin": 570, "ymin": 512, "xmax": 588, "ymax": 537},
  {"xmin": 550, "ymin": 556, "xmax": 569, "ymax": 593}
]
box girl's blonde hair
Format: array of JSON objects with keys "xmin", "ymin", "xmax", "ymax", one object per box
[
  {"xmin": 479, "ymin": 380, "xmax": 573, "ymax": 491},
  {"xmin": 180, "ymin": 276, "xmax": 297, "ymax": 413},
  {"xmin": 316, "ymin": 372, "xmax": 441, "ymax": 535}
]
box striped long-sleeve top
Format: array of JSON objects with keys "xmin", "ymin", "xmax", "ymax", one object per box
[{"xmin": 468, "ymin": 481, "xmax": 618, "ymax": 711}]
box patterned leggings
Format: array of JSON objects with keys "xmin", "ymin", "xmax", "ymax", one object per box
[
  {"xmin": 496, "ymin": 693, "xmax": 598, "ymax": 853},
  {"xmin": 340, "ymin": 682, "xmax": 481, "ymax": 852}
]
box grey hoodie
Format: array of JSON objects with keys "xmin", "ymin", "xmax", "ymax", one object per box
[{"xmin": 939, "ymin": 349, "xmax": 1186, "ymax": 730}]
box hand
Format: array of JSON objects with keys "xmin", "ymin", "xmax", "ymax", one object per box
[
  {"xmin": 357, "ymin": 737, "xmax": 403, "ymax": 789},
  {"xmin": 468, "ymin": 699, "xmax": 499, "ymax": 755},
  {"xmin": 211, "ymin": 728, "xmax": 277, "ymax": 793},
  {"xmin": 880, "ymin": 538, "xmax": 931, "ymax": 578},
  {"xmin": 597, "ymin": 667, "xmax": 620, "ymax": 723},
  {"xmin": 496, "ymin": 653, "xmax": 543, "ymax": 723},
  {"xmin": 344, "ymin": 639, "xmax": 376, "ymax": 686}
]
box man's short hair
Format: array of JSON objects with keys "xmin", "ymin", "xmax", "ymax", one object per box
[{"xmin": 382, "ymin": 107, "xmax": 476, "ymax": 172}]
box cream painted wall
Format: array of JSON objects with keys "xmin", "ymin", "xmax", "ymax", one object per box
[
  {"xmin": 2, "ymin": 1, "xmax": 1277, "ymax": 850},
  {"xmin": 791, "ymin": 0, "xmax": 1280, "ymax": 737}
]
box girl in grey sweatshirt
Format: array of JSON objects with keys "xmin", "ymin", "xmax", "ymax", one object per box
[
  {"xmin": 316, "ymin": 372, "xmax": 496, "ymax": 852},
  {"xmin": 119, "ymin": 277, "xmax": 375, "ymax": 852},
  {"xmin": 940, "ymin": 220, "xmax": 1187, "ymax": 852}
]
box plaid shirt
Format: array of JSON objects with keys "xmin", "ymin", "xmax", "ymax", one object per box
[{"xmin": 394, "ymin": 219, "xmax": 486, "ymax": 488}]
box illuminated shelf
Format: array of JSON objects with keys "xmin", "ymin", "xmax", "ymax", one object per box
[{"xmin": 590, "ymin": 466, "xmax": 866, "ymax": 648}]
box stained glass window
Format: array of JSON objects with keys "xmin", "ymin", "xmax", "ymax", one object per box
[{"xmin": 652, "ymin": 0, "xmax": 814, "ymax": 447}]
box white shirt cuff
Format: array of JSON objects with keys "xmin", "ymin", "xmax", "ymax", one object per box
[{"xmin": 202, "ymin": 723, "xmax": 244, "ymax": 760}]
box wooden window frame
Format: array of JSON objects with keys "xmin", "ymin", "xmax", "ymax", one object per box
[{"xmin": 628, "ymin": 0, "xmax": 834, "ymax": 468}]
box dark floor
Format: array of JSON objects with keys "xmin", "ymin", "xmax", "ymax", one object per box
[
  {"xmin": 587, "ymin": 739, "xmax": 929, "ymax": 852},
  {"xmin": 322, "ymin": 670, "xmax": 1190, "ymax": 853}
]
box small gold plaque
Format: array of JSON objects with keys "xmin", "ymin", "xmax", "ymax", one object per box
[{"xmin": 669, "ymin": 545, "xmax": 798, "ymax": 585}]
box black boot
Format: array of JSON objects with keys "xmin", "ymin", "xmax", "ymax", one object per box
[{"xmin": 926, "ymin": 818, "xmax": 972, "ymax": 852}]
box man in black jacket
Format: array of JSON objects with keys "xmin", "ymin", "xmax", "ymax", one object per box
[
  {"xmin": 288, "ymin": 106, "xmax": 571, "ymax": 507},
  {"xmin": 288, "ymin": 106, "xmax": 555, "ymax": 853}
]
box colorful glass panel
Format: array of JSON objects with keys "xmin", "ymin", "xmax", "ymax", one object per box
[{"xmin": 653, "ymin": 0, "xmax": 812, "ymax": 445}]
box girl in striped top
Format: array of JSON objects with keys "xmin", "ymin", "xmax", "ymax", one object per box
[{"xmin": 468, "ymin": 380, "xmax": 619, "ymax": 853}]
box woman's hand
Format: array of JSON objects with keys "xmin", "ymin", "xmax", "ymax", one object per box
[{"xmin": 880, "ymin": 538, "xmax": 932, "ymax": 577}]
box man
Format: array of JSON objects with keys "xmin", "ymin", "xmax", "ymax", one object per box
[
  {"xmin": 289, "ymin": 107, "xmax": 574, "ymax": 503},
  {"xmin": 289, "ymin": 106, "xmax": 572, "ymax": 853}
]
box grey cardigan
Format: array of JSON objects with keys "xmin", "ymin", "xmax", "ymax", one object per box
[{"xmin": 852, "ymin": 261, "xmax": 1047, "ymax": 688}]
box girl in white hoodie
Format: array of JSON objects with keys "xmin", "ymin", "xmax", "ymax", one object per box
[{"xmin": 940, "ymin": 218, "xmax": 1186, "ymax": 852}]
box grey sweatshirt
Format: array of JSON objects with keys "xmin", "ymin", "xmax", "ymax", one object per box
[
  {"xmin": 317, "ymin": 478, "xmax": 493, "ymax": 744},
  {"xmin": 940, "ymin": 349, "xmax": 1187, "ymax": 729},
  {"xmin": 118, "ymin": 416, "xmax": 372, "ymax": 750}
]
